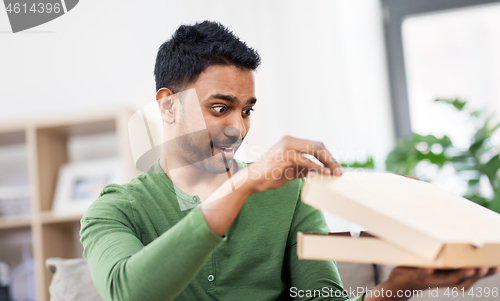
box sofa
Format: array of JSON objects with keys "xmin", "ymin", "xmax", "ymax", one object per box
[{"xmin": 46, "ymin": 258, "xmax": 500, "ymax": 301}]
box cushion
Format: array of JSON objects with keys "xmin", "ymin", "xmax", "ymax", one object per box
[
  {"xmin": 336, "ymin": 262, "xmax": 376, "ymax": 297},
  {"xmin": 44, "ymin": 258, "xmax": 377, "ymax": 301},
  {"xmin": 46, "ymin": 258, "xmax": 103, "ymax": 301}
]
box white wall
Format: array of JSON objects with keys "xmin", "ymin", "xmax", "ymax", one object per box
[
  {"xmin": 1, "ymin": 0, "xmax": 395, "ymax": 233},
  {"xmin": 0, "ymin": 0, "xmax": 395, "ymax": 167}
]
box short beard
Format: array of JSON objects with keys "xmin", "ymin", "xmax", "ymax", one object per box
[{"xmin": 174, "ymin": 128, "xmax": 234, "ymax": 174}]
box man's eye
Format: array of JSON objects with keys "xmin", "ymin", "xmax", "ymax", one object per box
[
  {"xmin": 213, "ymin": 106, "xmax": 227, "ymax": 114},
  {"xmin": 243, "ymin": 108, "xmax": 254, "ymax": 116}
]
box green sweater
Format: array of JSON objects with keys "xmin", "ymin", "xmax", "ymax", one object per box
[{"xmin": 80, "ymin": 159, "xmax": 365, "ymax": 301}]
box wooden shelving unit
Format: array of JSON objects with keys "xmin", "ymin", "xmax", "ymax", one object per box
[
  {"xmin": 0, "ymin": 108, "xmax": 140, "ymax": 301},
  {"xmin": 0, "ymin": 214, "xmax": 32, "ymax": 230}
]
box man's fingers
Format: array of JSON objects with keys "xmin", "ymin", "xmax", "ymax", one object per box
[
  {"xmin": 454, "ymin": 277, "xmax": 479, "ymax": 290},
  {"xmin": 426, "ymin": 268, "xmax": 476, "ymax": 287},
  {"xmin": 283, "ymin": 136, "xmax": 342, "ymax": 175},
  {"xmin": 453, "ymin": 268, "xmax": 487, "ymax": 290},
  {"xmin": 485, "ymin": 267, "xmax": 499, "ymax": 277},
  {"xmin": 435, "ymin": 267, "xmax": 497, "ymax": 291},
  {"xmin": 294, "ymin": 152, "xmax": 331, "ymax": 175},
  {"xmin": 472, "ymin": 266, "xmax": 498, "ymax": 278},
  {"xmin": 478, "ymin": 267, "xmax": 489, "ymax": 277}
]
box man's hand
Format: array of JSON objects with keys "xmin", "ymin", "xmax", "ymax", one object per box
[
  {"xmin": 246, "ymin": 135, "xmax": 343, "ymax": 193},
  {"xmin": 201, "ymin": 135, "xmax": 341, "ymax": 237},
  {"xmin": 364, "ymin": 266, "xmax": 500, "ymax": 301}
]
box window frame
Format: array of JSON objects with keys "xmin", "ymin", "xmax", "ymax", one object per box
[{"xmin": 381, "ymin": 0, "xmax": 500, "ymax": 138}]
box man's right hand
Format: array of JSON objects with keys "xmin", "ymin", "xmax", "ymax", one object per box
[
  {"xmin": 245, "ymin": 135, "xmax": 344, "ymax": 193},
  {"xmin": 201, "ymin": 135, "xmax": 342, "ymax": 237}
]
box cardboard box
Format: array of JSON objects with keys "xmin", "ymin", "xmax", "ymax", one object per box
[{"xmin": 297, "ymin": 172, "xmax": 500, "ymax": 268}]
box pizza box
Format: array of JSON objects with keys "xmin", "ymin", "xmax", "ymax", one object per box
[{"xmin": 297, "ymin": 171, "xmax": 500, "ymax": 268}]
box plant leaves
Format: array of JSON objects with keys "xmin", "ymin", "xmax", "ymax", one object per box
[
  {"xmin": 435, "ymin": 98, "xmax": 467, "ymax": 111},
  {"xmin": 386, "ymin": 98, "xmax": 500, "ymax": 213},
  {"xmin": 341, "ymin": 157, "xmax": 375, "ymax": 169}
]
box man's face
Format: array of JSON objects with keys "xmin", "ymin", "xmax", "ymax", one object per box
[{"xmin": 175, "ymin": 65, "xmax": 256, "ymax": 174}]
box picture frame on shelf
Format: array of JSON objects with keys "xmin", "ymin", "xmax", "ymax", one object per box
[
  {"xmin": 52, "ymin": 158, "xmax": 122, "ymax": 214},
  {"xmin": 0, "ymin": 186, "xmax": 31, "ymax": 217}
]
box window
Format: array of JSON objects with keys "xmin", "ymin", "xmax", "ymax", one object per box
[{"xmin": 382, "ymin": 0, "xmax": 500, "ymax": 138}]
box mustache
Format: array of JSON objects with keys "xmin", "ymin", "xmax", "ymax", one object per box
[
  {"xmin": 208, "ymin": 125, "xmax": 244, "ymax": 148},
  {"xmin": 159, "ymin": 129, "xmax": 243, "ymax": 170},
  {"xmin": 210, "ymin": 138, "xmax": 242, "ymax": 149}
]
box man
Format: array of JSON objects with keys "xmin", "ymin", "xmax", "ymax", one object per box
[{"xmin": 80, "ymin": 21, "xmax": 498, "ymax": 301}]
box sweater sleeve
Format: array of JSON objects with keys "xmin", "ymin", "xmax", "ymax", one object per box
[
  {"xmin": 80, "ymin": 186, "xmax": 224, "ymax": 301},
  {"xmin": 286, "ymin": 179, "xmax": 366, "ymax": 301}
]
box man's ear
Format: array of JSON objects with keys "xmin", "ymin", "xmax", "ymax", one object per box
[{"xmin": 156, "ymin": 88, "xmax": 176, "ymax": 124}]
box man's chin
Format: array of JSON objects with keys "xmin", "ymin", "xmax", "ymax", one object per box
[{"xmin": 197, "ymin": 156, "xmax": 234, "ymax": 174}]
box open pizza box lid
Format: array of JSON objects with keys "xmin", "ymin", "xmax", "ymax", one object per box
[{"xmin": 297, "ymin": 171, "xmax": 500, "ymax": 267}]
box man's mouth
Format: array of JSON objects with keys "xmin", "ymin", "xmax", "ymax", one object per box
[
  {"xmin": 214, "ymin": 145, "xmax": 236, "ymax": 157},
  {"xmin": 211, "ymin": 141, "xmax": 241, "ymax": 158}
]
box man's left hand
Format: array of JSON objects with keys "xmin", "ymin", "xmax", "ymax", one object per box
[{"xmin": 364, "ymin": 266, "xmax": 500, "ymax": 301}]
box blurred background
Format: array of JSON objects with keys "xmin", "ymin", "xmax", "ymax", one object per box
[{"xmin": 1, "ymin": 0, "xmax": 500, "ymax": 300}]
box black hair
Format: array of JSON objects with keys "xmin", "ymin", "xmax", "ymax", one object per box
[{"xmin": 154, "ymin": 21, "xmax": 261, "ymax": 92}]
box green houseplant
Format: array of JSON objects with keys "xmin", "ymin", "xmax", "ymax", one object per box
[{"xmin": 385, "ymin": 99, "xmax": 500, "ymax": 213}]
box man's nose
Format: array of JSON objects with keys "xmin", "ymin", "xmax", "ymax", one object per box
[{"xmin": 223, "ymin": 113, "xmax": 246, "ymax": 140}]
